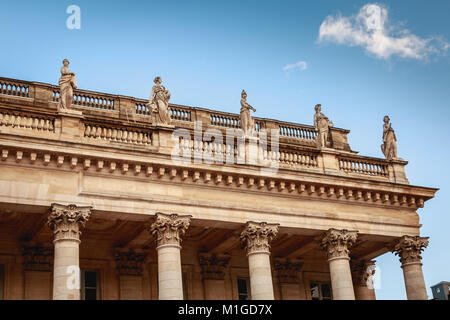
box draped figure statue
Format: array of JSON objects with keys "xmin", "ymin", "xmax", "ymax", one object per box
[
  {"xmin": 148, "ymin": 76, "xmax": 171, "ymax": 125},
  {"xmin": 240, "ymin": 90, "xmax": 256, "ymax": 136},
  {"xmin": 381, "ymin": 115, "xmax": 398, "ymax": 160},
  {"xmin": 58, "ymin": 59, "xmax": 77, "ymax": 111},
  {"xmin": 313, "ymin": 104, "xmax": 333, "ymax": 148}
]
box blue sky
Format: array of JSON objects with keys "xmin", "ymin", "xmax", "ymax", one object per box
[{"xmin": 1, "ymin": 0, "xmax": 449, "ymax": 299}]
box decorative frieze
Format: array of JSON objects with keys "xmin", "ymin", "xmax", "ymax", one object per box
[
  {"xmin": 47, "ymin": 203, "xmax": 92, "ymax": 242},
  {"xmin": 22, "ymin": 244, "xmax": 53, "ymax": 272},
  {"xmin": 149, "ymin": 212, "xmax": 191, "ymax": 247},
  {"xmin": 240, "ymin": 221, "xmax": 279, "ymax": 255},
  {"xmin": 392, "ymin": 235, "xmax": 429, "ymax": 265},
  {"xmin": 351, "ymin": 260, "xmax": 376, "ymax": 287},
  {"xmin": 114, "ymin": 248, "xmax": 148, "ymax": 276},
  {"xmin": 198, "ymin": 253, "xmax": 231, "ymax": 280},
  {"xmin": 273, "ymin": 258, "xmax": 303, "ymax": 284},
  {"xmin": 320, "ymin": 228, "xmax": 358, "ymax": 260}
]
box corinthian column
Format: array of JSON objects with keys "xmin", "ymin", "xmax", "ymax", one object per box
[
  {"xmin": 392, "ymin": 235, "xmax": 429, "ymax": 300},
  {"xmin": 351, "ymin": 260, "xmax": 376, "ymax": 300},
  {"xmin": 240, "ymin": 221, "xmax": 279, "ymax": 300},
  {"xmin": 320, "ymin": 228, "xmax": 358, "ymax": 300},
  {"xmin": 47, "ymin": 203, "xmax": 91, "ymax": 300},
  {"xmin": 149, "ymin": 212, "xmax": 191, "ymax": 300}
]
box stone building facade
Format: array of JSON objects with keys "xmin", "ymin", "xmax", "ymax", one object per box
[{"xmin": 0, "ymin": 76, "xmax": 437, "ymax": 300}]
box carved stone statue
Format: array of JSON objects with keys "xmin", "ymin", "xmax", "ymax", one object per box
[
  {"xmin": 240, "ymin": 90, "xmax": 256, "ymax": 136},
  {"xmin": 381, "ymin": 115, "xmax": 398, "ymax": 160},
  {"xmin": 313, "ymin": 104, "xmax": 333, "ymax": 148},
  {"xmin": 58, "ymin": 59, "xmax": 77, "ymax": 111},
  {"xmin": 147, "ymin": 76, "xmax": 171, "ymax": 125}
]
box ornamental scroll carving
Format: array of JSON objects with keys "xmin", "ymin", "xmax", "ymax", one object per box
[
  {"xmin": 47, "ymin": 203, "xmax": 92, "ymax": 242},
  {"xmin": 392, "ymin": 235, "xmax": 429, "ymax": 265},
  {"xmin": 320, "ymin": 228, "xmax": 358, "ymax": 260},
  {"xmin": 240, "ymin": 221, "xmax": 279, "ymax": 255},
  {"xmin": 198, "ymin": 253, "xmax": 231, "ymax": 280},
  {"xmin": 351, "ymin": 260, "xmax": 376, "ymax": 287},
  {"xmin": 149, "ymin": 212, "xmax": 191, "ymax": 247},
  {"xmin": 273, "ymin": 258, "xmax": 303, "ymax": 284}
]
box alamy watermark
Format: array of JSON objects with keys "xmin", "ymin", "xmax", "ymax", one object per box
[{"xmin": 66, "ymin": 5, "xmax": 81, "ymax": 30}]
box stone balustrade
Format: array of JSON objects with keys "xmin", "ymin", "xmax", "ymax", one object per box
[
  {"xmin": 0, "ymin": 78, "xmax": 30, "ymax": 98},
  {"xmin": 84, "ymin": 123, "xmax": 152, "ymax": 145},
  {"xmin": 279, "ymin": 123, "xmax": 317, "ymax": 141},
  {"xmin": 339, "ymin": 156, "xmax": 389, "ymax": 177},
  {"xmin": 0, "ymin": 110, "xmax": 55, "ymax": 132}
]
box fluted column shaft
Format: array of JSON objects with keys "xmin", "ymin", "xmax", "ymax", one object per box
[
  {"xmin": 320, "ymin": 228, "xmax": 358, "ymax": 300},
  {"xmin": 47, "ymin": 203, "xmax": 91, "ymax": 300},
  {"xmin": 150, "ymin": 212, "xmax": 191, "ymax": 300},
  {"xmin": 393, "ymin": 235, "xmax": 429, "ymax": 300},
  {"xmin": 240, "ymin": 221, "xmax": 279, "ymax": 300}
]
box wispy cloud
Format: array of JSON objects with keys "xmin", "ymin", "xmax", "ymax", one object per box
[
  {"xmin": 318, "ymin": 3, "xmax": 449, "ymax": 61},
  {"xmin": 282, "ymin": 61, "xmax": 308, "ymax": 71}
]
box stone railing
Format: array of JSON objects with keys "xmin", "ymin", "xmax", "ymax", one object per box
[
  {"xmin": 0, "ymin": 78, "xmax": 30, "ymax": 98},
  {"xmin": 210, "ymin": 112, "xmax": 240, "ymax": 129},
  {"xmin": 279, "ymin": 123, "xmax": 317, "ymax": 141},
  {"xmin": 0, "ymin": 109, "xmax": 55, "ymax": 132},
  {"xmin": 338, "ymin": 156, "xmax": 389, "ymax": 177},
  {"xmin": 52, "ymin": 88, "xmax": 116, "ymax": 111},
  {"xmin": 84, "ymin": 122, "xmax": 152, "ymax": 146}
]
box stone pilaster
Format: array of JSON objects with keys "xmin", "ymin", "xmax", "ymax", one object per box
[
  {"xmin": 199, "ymin": 253, "xmax": 231, "ymax": 300},
  {"xmin": 274, "ymin": 258, "xmax": 306, "ymax": 300},
  {"xmin": 47, "ymin": 203, "xmax": 91, "ymax": 300},
  {"xmin": 22, "ymin": 244, "xmax": 53, "ymax": 300},
  {"xmin": 320, "ymin": 228, "xmax": 358, "ymax": 300},
  {"xmin": 351, "ymin": 260, "xmax": 376, "ymax": 300},
  {"xmin": 149, "ymin": 212, "xmax": 191, "ymax": 300},
  {"xmin": 240, "ymin": 221, "xmax": 278, "ymax": 300},
  {"xmin": 392, "ymin": 235, "xmax": 429, "ymax": 300},
  {"xmin": 114, "ymin": 248, "xmax": 148, "ymax": 300},
  {"xmin": 22, "ymin": 244, "xmax": 53, "ymax": 272}
]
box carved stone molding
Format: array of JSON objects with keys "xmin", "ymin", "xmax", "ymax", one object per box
[
  {"xmin": 198, "ymin": 253, "xmax": 231, "ymax": 280},
  {"xmin": 240, "ymin": 221, "xmax": 279, "ymax": 255},
  {"xmin": 320, "ymin": 228, "xmax": 358, "ymax": 261},
  {"xmin": 273, "ymin": 258, "xmax": 303, "ymax": 284},
  {"xmin": 149, "ymin": 212, "xmax": 191, "ymax": 247},
  {"xmin": 351, "ymin": 260, "xmax": 376, "ymax": 287},
  {"xmin": 114, "ymin": 248, "xmax": 148, "ymax": 276},
  {"xmin": 47, "ymin": 203, "xmax": 92, "ymax": 242},
  {"xmin": 392, "ymin": 235, "xmax": 429, "ymax": 265},
  {"xmin": 22, "ymin": 244, "xmax": 53, "ymax": 272}
]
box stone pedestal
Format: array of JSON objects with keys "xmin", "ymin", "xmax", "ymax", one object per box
[
  {"xmin": 150, "ymin": 212, "xmax": 191, "ymax": 300},
  {"xmin": 320, "ymin": 228, "xmax": 358, "ymax": 300},
  {"xmin": 56, "ymin": 110, "xmax": 84, "ymax": 141},
  {"xmin": 240, "ymin": 221, "xmax": 279, "ymax": 300},
  {"xmin": 47, "ymin": 203, "xmax": 91, "ymax": 300},
  {"xmin": 393, "ymin": 235, "xmax": 429, "ymax": 300}
]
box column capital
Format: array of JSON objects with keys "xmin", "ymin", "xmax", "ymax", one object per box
[
  {"xmin": 240, "ymin": 221, "xmax": 279, "ymax": 255},
  {"xmin": 273, "ymin": 258, "xmax": 303, "ymax": 284},
  {"xmin": 198, "ymin": 253, "xmax": 231, "ymax": 280},
  {"xmin": 351, "ymin": 260, "xmax": 376, "ymax": 287},
  {"xmin": 47, "ymin": 203, "xmax": 92, "ymax": 242},
  {"xmin": 392, "ymin": 235, "xmax": 429, "ymax": 265},
  {"xmin": 22, "ymin": 243, "xmax": 53, "ymax": 272},
  {"xmin": 320, "ymin": 228, "xmax": 358, "ymax": 261},
  {"xmin": 149, "ymin": 212, "xmax": 191, "ymax": 248},
  {"xmin": 114, "ymin": 248, "xmax": 148, "ymax": 276}
]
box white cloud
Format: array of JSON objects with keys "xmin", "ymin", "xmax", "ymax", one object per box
[
  {"xmin": 318, "ymin": 3, "xmax": 449, "ymax": 60},
  {"xmin": 283, "ymin": 61, "xmax": 308, "ymax": 71}
]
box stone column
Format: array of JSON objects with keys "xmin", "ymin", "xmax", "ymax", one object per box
[
  {"xmin": 149, "ymin": 212, "xmax": 191, "ymax": 300},
  {"xmin": 240, "ymin": 221, "xmax": 279, "ymax": 300},
  {"xmin": 274, "ymin": 258, "xmax": 306, "ymax": 300},
  {"xmin": 22, "ymin": 244, "xmax": 53, "ymax": 300},
  {"xmin": 47, "ymin": 203, "xmax": 91, "ymax": 300},
  {"xmin": 199, "ymin": 253, "xmax": 231, "ymax": 300},
  {"xmin": 320, "ymin": 228, "xmax": 358, "ymax": 300},
  {"xmin": 114, "ymin": 248, "xmax": 147, "ymax": 300},
  {"xmin": 351, "ymin": 260, "xmax": 376, "ymax": 300},
  {"xmin": 392, "ymin": 235, "xmax": 429, "ymax": 300}
]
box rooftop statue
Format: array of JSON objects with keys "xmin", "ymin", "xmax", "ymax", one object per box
[
  {"xmin": 240, "ymin": 90, "xmax": 256, "ymax": 136},
  {"xmin": 381, "ymin": 115, "xmax": 398, "ymax": 160},
  {"xmin": 148, "ymin": 76, "xmax": 171, "ymax": 125},
  {"xmin": 313, "ymin": 104, "xmax": 333, "ymax": 148},
  {"xmin": 58, "ymin": 59, "xmax": 77, "ymax": 112}
]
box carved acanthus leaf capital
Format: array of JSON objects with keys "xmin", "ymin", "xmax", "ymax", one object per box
[
  {"xmin": 273, "ymin": 258, "xmax": 303, "ymax": 284},
  {"xmin": 320, "ymin": 228, "xmax": 358, "ymax": 260},
  {"xmin": 351, "ymin": 260, "xmax": 376, "ymax": 287},
  {"xmin": 240, "ymin": 221, "xmax": 279, "ymax": 255},
  {"xmin": 114, "ymin": 248, "xmax": 148, "ymax": 276},
  {"xmin": 47, "ymin": 203, "xmax": 92, "ymax": 242},
  {"xmin": 149, "ymin": 212, "xmax": 191, "ymax": 247},
  {"xmin": 392, "ymin": 235, "xmax": 429, "ymax": 265},
  {"xmin": 198, "ymin": 253, "xmax": 231, "ymax": 280}
]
